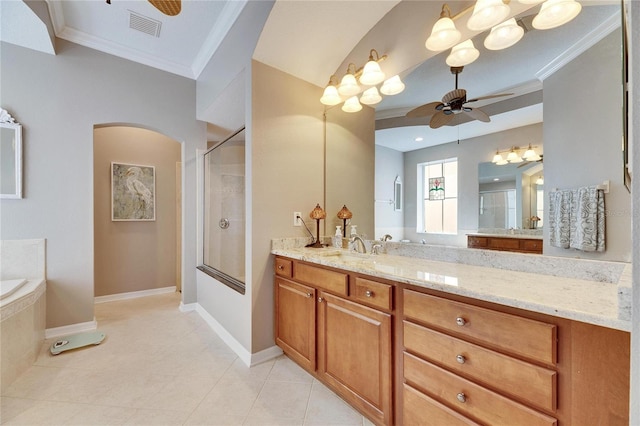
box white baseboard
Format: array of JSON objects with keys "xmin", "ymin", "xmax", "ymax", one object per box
[
  {"xmin": 250, "ymin": 345, "xmax": 283, "ymax": 366},
  {"xmin": 45, "ymin": 318, "xmax": 97, "ymax": 339},
  {"xmin": 95, "ymin": 286, "xmax": 176, "ymax": 304},
  {"xmin": 179, "ymin": 301, "xmax": 197, "ymax": 312},
  {"xmin": 193, "ymin": 303, "xmax": 283, "ymax": 367}
]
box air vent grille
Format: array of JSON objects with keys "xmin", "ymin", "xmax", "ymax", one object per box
[{"xmin": 128, "ymin": 11, "xmax": 162, "ymax": 37}]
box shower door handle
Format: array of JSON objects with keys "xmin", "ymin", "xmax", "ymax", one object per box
[{"xmin": 219, "ymin": 218, "xmax": 230, "ymax": 229}]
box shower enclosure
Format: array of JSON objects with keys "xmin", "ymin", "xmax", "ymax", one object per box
[{"xmin": 199, "ymin": 128, "xmax": 246, "ymax": 294}]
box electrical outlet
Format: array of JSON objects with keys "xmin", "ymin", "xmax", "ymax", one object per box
[{"xmin": 293, "ymin": 212, "xmax": 302, "ymax": 226}]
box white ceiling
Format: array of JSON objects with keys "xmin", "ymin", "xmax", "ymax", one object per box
[{"xmin": 0, "ymin": 0, "xmax": 621, "ymax": 150}]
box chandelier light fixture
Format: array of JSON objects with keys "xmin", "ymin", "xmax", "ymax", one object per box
[
  {"xmin": 320, "ymin": 49, "xmax": 405, "ymax": 113},
  {"xmin": 492, "ymin": 144, "xmax": 542, "ymax": 165},
  {"xmin": 425, "ymin": 0, "xmax": 582, "ymax": 67}
]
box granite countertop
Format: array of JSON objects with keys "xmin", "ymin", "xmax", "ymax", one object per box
[
  {"xmin": 467, "ymin": 233, "xmax": 543, "ymax": 240},
  {"xmin": 271, "ymin": 245, "xmax": 631, "ymax": 332}
]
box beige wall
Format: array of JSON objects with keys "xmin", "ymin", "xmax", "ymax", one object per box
[{"xmin": 93, "ymin": 126, "xmax": 181, "ymax": 297}]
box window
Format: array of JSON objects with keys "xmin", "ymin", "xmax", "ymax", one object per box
[{"xmin": 417, "ymin": 158, "xmax": 458, "ymax": 234}]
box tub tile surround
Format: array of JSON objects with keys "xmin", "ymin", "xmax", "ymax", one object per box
[
  {"xmin": 0, "ymin": 239, "xmax": 47, "ymax": 394},
  {"xmin": 271, "ymin": 238, "xmax": 631, "ymax": 331}
]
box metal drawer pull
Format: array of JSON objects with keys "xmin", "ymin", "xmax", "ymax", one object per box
[
  {"xmin": 305, "ymin": 292, "xmax": 312, "ymax": 298},
  {"xmin": 456, "ymin": 354, "xmax": 466, "ymax": 364},
  {"xmin": 277, "ymin": 265, "xmax": 284, "ymax": 270},
  {"xmin": 456, "ymin": 317, "xmax": 467, "ymax": 326},
  {"xmin": 318, "ymin": 297, "xmax": 324, "ymax": 303},
  {"xmin": 456, "ymin": 392, "xmax": 467, "ymax": 403},
  {"xmin": 365, "ymin": 290, "xmax": 374, "ymax": 298}
]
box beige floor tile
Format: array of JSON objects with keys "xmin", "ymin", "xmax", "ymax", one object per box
[
  {"xmin": 267, "ymin": 356, "xmax": 314, "ymax": 384},
  {"xmin": 243, "ymin": 413, "xmax": 304, "ymax": 426},
  {"xmin": 122, "ymin": 408, "xmax": 190, "ymax": 425},
  {"xmin": 248, "ymin": 381, "xmax": 312, "ymax": 421},
  {"xmin": 304, "ymin": 382, "xmax": 364, "ymax": 425},
  {"xmin": 0, "ymin": 397, "xmax": 39, "ymax": 424},
  {"xmin": 190, "ymin": 378, "xmax": 265, "ymax": 418},
  {"xmin": 63, "ymin": 404, "xmax": 137, "ymax": 425},
  {"xmin": 221, "ymin": 358, "xmax": 275, "ymax": 382},
  {"xmin": 2, "ymin": 400, "xmax": 85, "ymax": 425}
]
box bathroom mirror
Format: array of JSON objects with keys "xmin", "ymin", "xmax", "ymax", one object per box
[
  {"xmin": 0, "ymin": 109, "xmax": 22, "ymax": 199},
  {"xmin": 323, "ymin": 3, "xmax": 625, "ymax": 249}
]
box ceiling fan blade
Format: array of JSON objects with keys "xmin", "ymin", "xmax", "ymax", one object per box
[
  {"xmin": 466, "ymin": 93, "xmax": 513, "ymax": 103},
  {"xmin": 463, "ymin": 107, "xmax": 490, "ymax": 122},
  {"xmin": 430, "ymin": 111, "xmax": 456, "ymax": 129},
  {"xmin": 406, "ymin": 102, "xmax": 443, "ymax": 118},
  {"xmin": 148, "ymin": 0, "xmax": 181, "ymax": 16}
]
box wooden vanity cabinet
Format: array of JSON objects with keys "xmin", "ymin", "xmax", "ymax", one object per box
[
  {"xmin": 467, "ymin": 234, "xmax": 542, "ymax": 254},
  {"xmin": 274, "ymin": 257, "xmax": 393, "ymax": 425}
]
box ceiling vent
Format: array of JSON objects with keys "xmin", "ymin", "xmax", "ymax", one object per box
[{"xmin": 128, "ymin": 11, "xmax": 162, "ymax": 37}]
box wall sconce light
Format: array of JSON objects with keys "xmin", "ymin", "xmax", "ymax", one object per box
[
  {"xmin": 308, "ymin": 204, "xmax": 327, "ymax": 248},
  {"xmin": 320, "ymin": 49, "xmax": 405, "ymax": 112},
  {"xmin": 533, "ymin": 0, "xmax": 582, "ymax": 30},
  {"xmin": 337, "ymin": 205, "xmax": 353, "ymax": 238},
  {"xmin": 425, "ymin": 4, "xmax": 462, "ymax": 51}
]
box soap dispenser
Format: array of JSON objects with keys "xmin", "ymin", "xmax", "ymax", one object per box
[{"xmin": 333, "ymin": 226, "xmax": 342, "ymax": 248}]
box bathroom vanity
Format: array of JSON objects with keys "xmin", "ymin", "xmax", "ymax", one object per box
[
  {"xmin": 467, "ymin": 233, "xmax": 543, "ymax": 254},
  {"xmin": 272, "ymin": 245, "xmax": 630, "ymax": 426}
]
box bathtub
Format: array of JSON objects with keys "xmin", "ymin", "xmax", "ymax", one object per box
[{"xmin": 0, "ymin": 239, "xmax": 47, "ymax": 393}]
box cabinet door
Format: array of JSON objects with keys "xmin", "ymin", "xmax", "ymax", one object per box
[
  {"xmin": 317, "ymin": 292, "xmax": 392, "ymax": 425},
  {"xmin": 275, "ymin": 277, "xmax": 316, "ymax": 371}
]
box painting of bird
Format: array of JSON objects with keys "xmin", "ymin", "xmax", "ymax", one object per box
[{"xmin": 111, "ymin": 163, "xmax": 155, "ymax": 221}]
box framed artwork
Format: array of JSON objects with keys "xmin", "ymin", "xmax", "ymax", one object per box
[{"xmin": 111, "ymin": 162, "xmax": 155, "ymax": 221}]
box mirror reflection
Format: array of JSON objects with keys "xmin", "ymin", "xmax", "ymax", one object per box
[
  {"xmin": 0, "ymin": 110, "xmax": 23, "ymax": 199},
  {"xmin": 478, "ymin": 161, "xmax": 543, "ymax": 231}
]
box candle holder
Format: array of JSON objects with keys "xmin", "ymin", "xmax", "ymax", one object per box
[
  {"xmin": 308, "ymin": 203, "xmax": 326, "ymax": 248},
  {"xmin": 337, "ymin": 205, "xmax": 353, "ymax": 237}
]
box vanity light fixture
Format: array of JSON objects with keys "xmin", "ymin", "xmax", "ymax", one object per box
[
  {"xmin": 484, "ymin": 18, "xmax": 524, "ymax": 50},
  {"xmin": 492, "ymin": 145, "xmax": 541, "ymax": 165},
  {"xmin": 536, "ymin": 176, "xmax": 544, "ymax": 185},
  {"xmin": 320, "ymin": 49, "xmax": 405, "ymax": 112},
  {"xmin": 467, "ymin": 0, "xmax": 510, "ymax": 31},
  {"xmin": 446, "ymin": 39, "xmax": 480, "ymax": 67},
  {"xmin": 522, "ymin": 144, "xmax": 542, "ymax": 161},
  {"xmin": 506, "ymin": 148, "xmax": 523, "ymax": 163},
  {"xmin": 425, "ymin": 4, "xmax": 462, "ymax": 51},
  {"xmin": 532, "ymin": 0, "xmax": 582, "ymax": 30}
]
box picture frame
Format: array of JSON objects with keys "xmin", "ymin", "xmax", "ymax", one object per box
[{"xmin": 111, "ymin": 162, "xmax": 155, "ymax": 221}]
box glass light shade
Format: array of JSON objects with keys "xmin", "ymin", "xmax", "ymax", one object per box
[
  {"xmin": 342, "ymin": 96, "xmax": 362, "ymax": 113},
  {"xmin": 492, "ymin": 153, "xmax": 504, "ymax": 163},
  {"xmin": 337, "ymin": 205, "xmax": 353, "ymax": 219},
  {"xmin": 536, "ymin": 176, "xmax": 544, "ymax": 185},
  {"xmin": 467, "ymin": 0, "xmax": 511, "ymax": 31},
  {"xmin": 380, "ymin": 75, "xmax": 405, "ymax": 95},
  {"xmin": 359, "ymin": 60, "xmax": 385, "ymax": 86},
  {"xmin": 425, "ymin": 17, "xmax": 461, "ymax": 51},
  {"xmin": 532, "ymin": 0, "xmax": 582, "ymax": 30},
  {"xmin": 518, "ymin": 0, "xmax": 544, "ymax": 3},
  {"xmin": 528, "ymin": 154, "xmax": 542, "ymax": 162},
  {"xmin": 446, "ymin": 40, "xmax": 480, "ymax": 67},
  {"xmin": 310, "ymin": 203, "xmax": 326, "ymax": 219},
  {"xmin": 496, "ymin": 158, "xmax": 509, "ymax": 165},
  {"xmin": 484, "ymin": 18, "xmax": 524, "ymax": 50},
  {"xmin": 338, "ymin": 73, "xmax": 361, "ymax": 97},
  {"xmin": 507, "ymin": 150, "xmax": 523, "ymax": 163},
  {"xmin": 320, "ymin": 85, "xmax": 341, "ymax": 106},
  {"xmin": 522, "ymin": 146, "xmax": 536, "ymax": 159},
  {"xmin": 360, "ymin": 87, "xmax": 382, "ymax": 105}
]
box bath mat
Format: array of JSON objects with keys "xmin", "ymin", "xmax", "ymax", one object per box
[{"xmin": 50, "ymin": 331, "xmax": 106, "ymax": 355}]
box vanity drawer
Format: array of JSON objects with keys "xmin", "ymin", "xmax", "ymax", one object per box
[
  {"xmin": 294, "ymin": 262, "xmax": 349, "ymax": 296},
  {"xmin": 351, "ymin": 277, "xmax": 393, "ymax": 311},
  {"xmin": 488, "ymin": 237, "xmax": 520, "ymax": 250},
  {"xmin": 404, "ymin": 321, "xmax": 557, "ymax": 412},
  {"xmin": 275, "ymin": 257, "xmax": 293, "ymax": 278},
  {"xmin": 523, "ymin": 239, "xmax": 543, "ymax": 252},
  {"xmin": 403, "ymin": 290, "xmax": 557, "ymax": 365},
  {"xmin": 403, "ymin": 383, "xmax": 480, "ymax": 426},
  {"xmin": 403, "ymin": 353, "xmax": 557, "ymax": 426},
  {"xmin": 467, "ymin": 236, "xmax": 488, "ymax": 248}
]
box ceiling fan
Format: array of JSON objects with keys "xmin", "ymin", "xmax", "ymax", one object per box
[
  {"xmin": 106, "ymin": 0, "xmax": 182, "ymax": 16},
  {"xmin": 406, "ymin": 66, "xmax": 512, "ymax": 129}
]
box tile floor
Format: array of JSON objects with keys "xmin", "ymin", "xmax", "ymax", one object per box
[{"xmin": 1, "ymin": 292, "xmax": 372, "ymax": 425}]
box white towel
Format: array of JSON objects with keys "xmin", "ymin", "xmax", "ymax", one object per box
[
  {"xmin": 549, "ymin": 190, "xmax": 571, "ymax": 248},
  {"xmin": 569, "ymin": 186, "xmax": 605, "ymax": 252}
]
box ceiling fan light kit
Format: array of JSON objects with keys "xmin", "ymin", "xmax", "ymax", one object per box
[{"xmin": 320, "ymin": 49, "xmax": 404, "ymax": 112}]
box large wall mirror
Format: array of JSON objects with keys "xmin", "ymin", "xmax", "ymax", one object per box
[
  {"xmin": 0, "ymin": 109, "xmax": 23, "ymax": 199},
  {"xmin": 323, "ymin": 2, "xmax": 626, "ymax": 257}
]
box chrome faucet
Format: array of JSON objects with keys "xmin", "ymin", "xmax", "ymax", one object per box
[
  {"xmin": 380, "ymin": 234, "xmax": 392, "ymax": 242},
  {"xmin": 350, "ymin": 235, "xmax": 367, "ymax": 254},
  {"xmin": 371, "ymin": 242, "xmax": 383, "ymax": 255}
]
